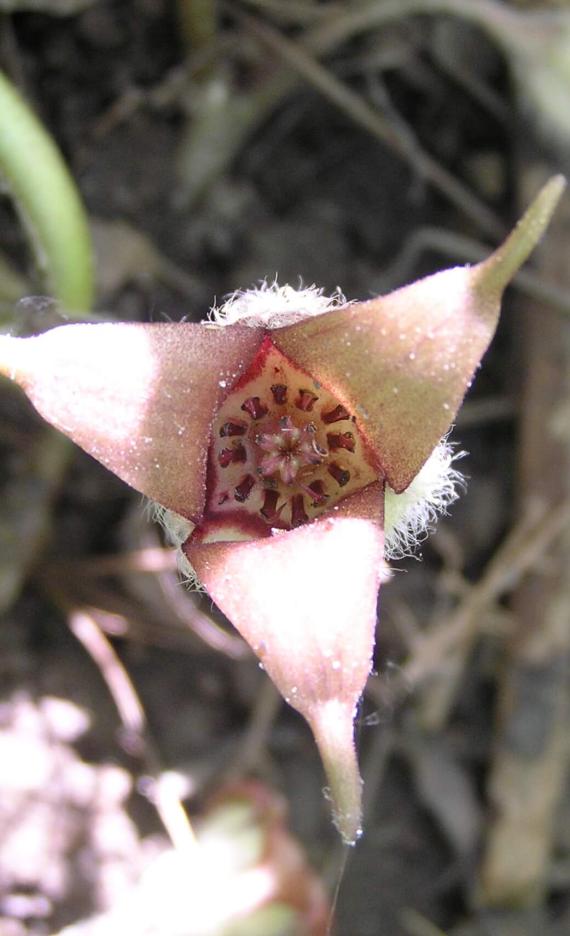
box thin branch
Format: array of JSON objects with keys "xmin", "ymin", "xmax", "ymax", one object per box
[
  {"xmin": 241, "ymin": 0, "xmax": 330, "ymax": 22},
  {"xmin": 376, "ymin": 226, "xmax": 570, "ymax": 317},
  {"xmin": 410, "ymin": 501, "xmax": 570, "ymax": 730},
  {"xmin": 44, "ymin": 549, "xmax": 250, "ymax": 660},
  {"xmin": 236, "ymin": 9, "xmax": 504, "ymax": 237},
  {"xmin": 302, "ymin": 0, "xmax": 522, "ymax": 59},
  {"xmin": 45, "ymin": 548, "xmax": 179, "ymax": 577},
  {"xmin": 156, "ymin": 571, "xmax": 250, "ymax": 659},
  {"xmin": 367, "ymin": 502, "xmax": 570, "ymax": 717},
  {"xmin": 222, "ymin": 676, "xmax": 282, "ymax": 782},
  {"xmin": 67, "ymin": 604, "xmax": 198, "ymax": 853}
]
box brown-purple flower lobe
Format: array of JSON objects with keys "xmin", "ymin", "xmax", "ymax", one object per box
[{"xmin": 272, "ymin": 175, "xmax": 567, "ymax": 492}]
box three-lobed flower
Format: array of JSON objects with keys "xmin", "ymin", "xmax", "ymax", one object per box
[{"xmin": 0, "ymin": 177, "xmax": 564, "ymax": 842}]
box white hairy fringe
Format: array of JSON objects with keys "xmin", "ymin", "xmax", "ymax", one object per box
[
  {"xmin": 384, "ymin": 440, "xmax": 465, "ymax": 559},
  {"xmin": 150, "ymin": 504, "xmax": 203, "ymax": 590},
  {"xmin": 209, "ymin": 279, "xmax": 347, "ymax": 329},
  {"xmin": 151, "ymin": 441, "xmax": 464, "ymax": 588}
]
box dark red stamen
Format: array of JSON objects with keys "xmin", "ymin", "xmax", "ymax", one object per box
[
  {"xmin": 271, "ymin": 384, "xmax": 288, "ymax": 405},
  {"xmin": 260, "ymin": 488, "xmax": 280, "ymax": 521},
  {"xmin": 307, "ymin": 480, "xmax": 328, "ymax": 506},
  {"xmin": 295, "ymin": 389, "xmax": 319, "ymax": 412},
  {"xmin": 241, "ymin": 396, "xmax": 269, "ymax": 420},
  {"xmin": 218, "ymin": 444, "xmax": 247, "ymax": 467},
  {"xmin": 219, "ymin": 420, "xmax": 247, "ymax": 437},
  {"xmin": 327, "ymin": 432, "xmax": 355, "ymax": 453},
  {"xmin": 328, "ymin": 463, "xmax": 350, "ymax": 487},
  {"xmin": 291, "ymin": 494, "xmax": 309, "ymax": 526},
  {"xmin": 322, "ymin": 404, "xmax": 351, "ymax": 424},
  {"xmin": 234, "ymin": 474, "xmax": 256, "ymax": 502}
]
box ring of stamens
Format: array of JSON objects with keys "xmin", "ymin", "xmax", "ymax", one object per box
[{"xmin": 205, "ymin": 337, "xmax": 378, "ymax": 532}]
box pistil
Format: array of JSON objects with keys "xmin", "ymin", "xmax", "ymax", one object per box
[{"xmin": 256, "ymin": 417, "xmax": 327, "ymax": 484}]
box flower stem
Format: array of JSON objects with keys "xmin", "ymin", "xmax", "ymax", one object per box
[
  {"xmin": 176, "ymin": 0, "xmax": 218, "ymax": 49},
  {"xmin": 309, "ymin": 701, "xmax": 363, "ymax": 846}
]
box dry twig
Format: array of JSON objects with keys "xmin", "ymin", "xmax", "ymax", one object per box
[
  {"xmin": 366, "ymin": 501, "xmax": 570, "ymax": 720},
  {"xmin": 412, "ymin": 502, "xmax": 570, "ymax": 730},
  {"xmin": 44, "ymin": 544, "xmax": 249, "ymax": 660},
  {"xmin": 66, "ymin": 604, "xmax": 199, "ymax": 853},
  {"xmin": 236, "ymin": 9, "xmax": 503, "ymax": 237}
]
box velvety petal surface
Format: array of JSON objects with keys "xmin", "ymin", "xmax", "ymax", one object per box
[
  {"xmin": 0, "ymin": 322, "xmax": 263, "ymax": 518},
  {"xmin": 273, "ymin": 177, "xmax": 565, "ymax": 492},
  {"xmin": 186, "ymin": 486, "xmax": 384, "ymax": 842}
]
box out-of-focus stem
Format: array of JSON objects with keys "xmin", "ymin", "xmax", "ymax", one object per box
[
  {"xmin": 177, "ymin": 0, "xmax": 218, "ymax": 49},
  {"xmin": 0, "ymin": 69, "xmax": 93, "ymax": 313}
]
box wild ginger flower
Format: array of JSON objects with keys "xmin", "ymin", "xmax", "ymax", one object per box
[{"xmin": 0, "ymin": 177, "xmax": 564, "ymax": 843}]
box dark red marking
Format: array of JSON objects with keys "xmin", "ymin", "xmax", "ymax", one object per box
[
  {"xmin": 270, "ymin": 384, "xmax": 288, "ymax": 405},
  {"xmin": 219, "ymin": 420, "xmax": 247, "ymax": 437},
  {"xmin": 295, "ymin": 389, "xmax": 319, "ymax": 412},
  {"xmin": 327, "ymin": 431, "xmax": 355, "ymax": 453},
  {"xmin": 307, "ymin": 480, "xmax": 328, "ymax": 506},
  {"xmin": 260, "ymin": 488, "xmax": 280, "ymax": 521},
  {"xmin": 322, "ymin": 404, "xmax": 351, "ymax": 424},
  {"xmin": 241, "ymin": 396, "xmax": 269, "ymax": 420},
  {"xmin": 218, "ymin": 444, "xmax": 247, "ymax": 467},
  {"xmin": 328, "ymin": 463, "xmax": 350, "ymax": 487},
  {"xmin": 290, "ymin": 494, "xmax": 309, "ymax": 526},
  {"xmin": 234, "ymin": 474, "xmax": 256, "ymax": 502}
]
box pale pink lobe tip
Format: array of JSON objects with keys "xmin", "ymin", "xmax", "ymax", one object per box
[
  {"xmin": 186, "ymin": 490, "xmax": 384, "ymax": 843},
  {"xmin": 0, "ymin": 323, "xmax": 263, "ymax": 518},
  {"xmin": 273, "ymin": 176, "xmax": 566, "ymax": 493}
]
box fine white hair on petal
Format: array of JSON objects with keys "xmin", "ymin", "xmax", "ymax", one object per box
[
  {"xmin": 209, "ymin": 279, "xmax": 347, "ymax": 329},
  {"xmin": 384, "ymin": 439, "xmax": 466, "ymax": 560},
  {"xmin": 150, "ymin": 503, "xmax": 204, "ymax": 590}
]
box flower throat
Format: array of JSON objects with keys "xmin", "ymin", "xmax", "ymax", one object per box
[{"xmin": 204, "ymin": 336, "xmax": 378, "ymax": 534}]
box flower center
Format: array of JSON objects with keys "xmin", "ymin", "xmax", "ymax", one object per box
[
  {"xmin": 256, "ymin": 416, "xmax": 327, "ymax": 484},
  {"xmin": 202, "ymin": 337, "xmax": 378, "ymax": 535}
]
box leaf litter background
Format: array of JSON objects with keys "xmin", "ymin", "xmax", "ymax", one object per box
[{"xmin": 0, "ymin": 1, "xmax": 569, "ymax": 935}]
